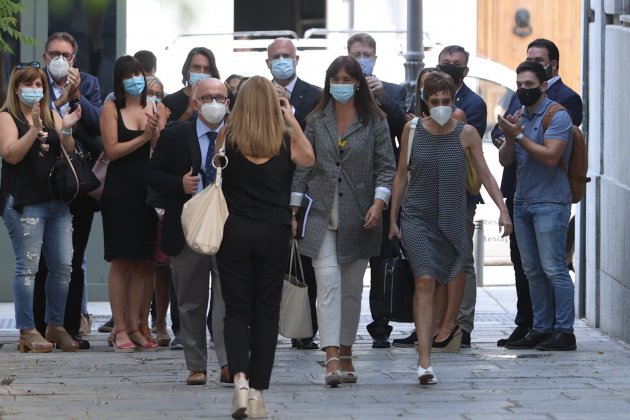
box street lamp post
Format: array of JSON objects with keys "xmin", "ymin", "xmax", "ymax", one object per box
[{"xmin": 404, "ymin": 0, "xmax": 424, "ymax": 97}]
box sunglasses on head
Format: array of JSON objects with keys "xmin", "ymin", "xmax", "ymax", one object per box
[{"xmin": 16, "ymin": 61, "xmax": 41, "ymax": 70}]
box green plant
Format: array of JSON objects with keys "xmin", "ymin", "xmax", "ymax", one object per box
[{"xmin": 0, "ymin": 0, "xmax": 36, "ymax": 54}]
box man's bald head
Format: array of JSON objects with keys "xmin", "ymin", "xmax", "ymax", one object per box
[
  {"xmin": 266, "ymin": 38, "xmax": 299, "ymax": 83},
  {"xmin": 194, "ymin": 77, "xmax": 227, "ymax": 99}
]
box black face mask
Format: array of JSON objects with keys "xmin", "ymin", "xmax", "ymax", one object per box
[
  {"xmin": 437, "ymin": 64, "xmax": 466, "ymax": 85},
  {"xmin": 517, "ymin": 87, "xmax": 543, "ymax": 107}
]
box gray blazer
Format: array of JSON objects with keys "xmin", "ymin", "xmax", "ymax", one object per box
[{"xmin": 292, "ymin": 100, "xmax": 396, "ymax": 263}]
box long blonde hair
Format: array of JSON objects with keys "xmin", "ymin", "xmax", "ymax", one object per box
[
  {"xmin": 1, "ymin": 66, "xmax": 55, "ymax": 129},
  {"xmin": 226, "ymin": 76, "xmax": 285, "ymax": 157}
]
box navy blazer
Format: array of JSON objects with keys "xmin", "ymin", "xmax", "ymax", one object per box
[
  {"xmin": 146, "ymin": 121, "xmax": 202, "ymax": 256},
  {"xmin": 456, "ymin": 82, "xmax": 487, "ymax": 139},
  {"xmin": 380, "ymin": 81, "xmax": 407, "ymax": 163},
  {"xmin": 492, "ymin": 78, "xmax": 583, "ymax": 198},
  {"xmin": 456, "ymin": 82, "xmax": 488, "ymax": 204},
  {"xmin": 46, "ymin": 68, "xmax": 103, "ymax": 158},
  {"xmin": 290, "ymin": 77, "xmax": 321, "ymax": 130}
]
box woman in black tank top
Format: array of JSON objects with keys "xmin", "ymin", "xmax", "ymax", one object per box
[
  {"xmin": 217, "ymin": 76, "xmax": 314, "ymax": 418},
  {"xmin": 0, "ymin": 63, "xmax": 83, "ymax": 353}
]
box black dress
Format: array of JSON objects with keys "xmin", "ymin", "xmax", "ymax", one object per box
[{"xmin": 101, "ymin": 106, "xmax": 157, "ymax": 261}]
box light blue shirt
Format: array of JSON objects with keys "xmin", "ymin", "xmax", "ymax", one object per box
[
  {"xmin": 514, "ymin": 96, "xmax": 573, "ymax": 203},
  {"xmin": 195, "ymin": 118, "xmax": 223, "ymax": 195}
]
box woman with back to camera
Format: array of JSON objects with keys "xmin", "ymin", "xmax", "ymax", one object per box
[
  {"xmin": 389, "ymin": 72, "xmax": 512, "ymax": 384},
  {"xmin": 0, "ymin": 61, "xmax": 82, "ymax": 352},
  {"xmin": 291, "ymin": 55, "xmax": 396, "ymax": 387},
  {"xmin": 99, "ymin": 55, "xmax": 167, "ymax": 352},
  {"xmin": 217, "ymin": 75, "xmax": 314, "ymax": 418}
]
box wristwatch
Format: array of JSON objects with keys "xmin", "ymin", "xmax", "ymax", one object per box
[{"xmin": 513, "ymin": 132, "xmax": 524, "ymax": 144}]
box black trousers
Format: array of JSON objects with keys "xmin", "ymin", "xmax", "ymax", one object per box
[
  {"xmin": 33, "ymin": 195, "xmax": 96, "ymax": 336},
  {"xmin": 366, "ymin": 208, "xmax": 395, "ymax": 339},
  {"xmin": 507, "ymin": 197, "xmax": 533, "ymax": 329},
  {"xmin": 218, "ymin": 215, "xmax": 290, "ymax": 390}
]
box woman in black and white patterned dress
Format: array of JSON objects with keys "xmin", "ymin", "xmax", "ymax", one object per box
[{"xmin": 389, "ymin": 72, "xmax": 512, "ymax": 384}]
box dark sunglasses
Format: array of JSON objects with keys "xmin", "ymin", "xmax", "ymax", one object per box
[{"xmin": 16, "ymin": 61, "xmax": 41, "ymax": 70}]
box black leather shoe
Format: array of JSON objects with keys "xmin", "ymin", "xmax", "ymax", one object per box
[
  {"xmin": 505, "ymin": 330, "xmax": 552, "ymax": 349},
  {"xmin": 535, "ymin": 332, "xmax": 577, "ymax": 351},
  {"xmin": 497, "ymin": 325, "xmax": 530, "ymax": 347},
  {"xmin": 460, "ymin": 330, "xmax": 471, "ymax": 348},
  {"xmin": 70, "ymin": 334, "xmax": 91, "ymax": 350},
  {"xmin": 392, "ymin": 330, "xmax": 417, "ymax": 348},
  {"xmin": 372, "ymin": 338, "xmax": 391, "ymax": 348},
  {"xmin": 291, "ymin": 339, "xmax": 299, "ymax": 348},
  {"xmin": 295, "ymin": 339, "xmax": 319, "ymax": 350},
  {"xmin": 98, "ymin": 317, "xmax": 114, "ymax": 333}
]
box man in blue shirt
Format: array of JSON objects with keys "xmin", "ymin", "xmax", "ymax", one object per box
[
  {"xmin": 492, "ymin": 39, "xmax": 582, "ymax": 347},
  {"xmin": 497, "ymin": 60, "xmax": 576, "ymax": 351}
]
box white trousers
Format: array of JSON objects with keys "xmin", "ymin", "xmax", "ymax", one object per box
[{"xmin": 312, "ymin": 229, "xmax": 368, "ymax": 348}]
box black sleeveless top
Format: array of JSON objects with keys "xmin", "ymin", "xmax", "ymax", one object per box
[
  {"xmin": 0, "ymin": 111, "xmax": 61, "ymax": 213},
  {"xmin": 221, "ymin": 135, "xmax": 295, "ymax": 226}
]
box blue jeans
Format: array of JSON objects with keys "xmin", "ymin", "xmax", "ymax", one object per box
[
  {"xmin": 2, "ymin": 195, "xmax": 73, "ymax": 330},
  {"xmin": 514, "ymin": 201, "xmax": 574, "ymax": 333}
]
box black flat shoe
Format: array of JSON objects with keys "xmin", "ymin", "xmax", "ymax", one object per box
[
  {"xmin": 505, "ymin": 330, "xmax": 552, "ymax": 349},
  {"xmin": 497, "ymin": 325, "xmax": 530, "ymax": 347},
  {"xmin": 372, "ymin": 338, "xmax": 391, "ymax": 348},
  {"xmin": 296, "ymin": 339, "xmax": 319, "ymax": 350},
  {"xmin": 392, "ymin": 330, "xmax": 417, "ymax": 348},
  {"xmin": 71, "ymin": 334, "xmax": 91, "ymax": 350}
]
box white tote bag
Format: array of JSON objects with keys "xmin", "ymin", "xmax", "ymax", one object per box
[
  {"xmin": 180, "ymin": 147, "xmax": 229, "ymax": 255},
  {"xmin": 278, "ymin": 240, "xmax": 313, "ymax": 339}
]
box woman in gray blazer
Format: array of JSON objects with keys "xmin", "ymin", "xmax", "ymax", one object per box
[{"xmin": 291, "ymin": 55, "xmax": 396, "ymax": 387}]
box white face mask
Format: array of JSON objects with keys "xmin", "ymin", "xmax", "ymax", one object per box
[
  {"xmin": 48, "ymin": 56, "xmax": 70, "ymax": 81},
  {"xmin": 200, "ymin": 100, "xmax": 227, "ymax": 124},
  {"xmin": 147, "ymin": 95, "xmax": 161, "ymax": 103},
  {"xmin": 430, "ymin": 106, "xmax": 453, "ymax": 126}
]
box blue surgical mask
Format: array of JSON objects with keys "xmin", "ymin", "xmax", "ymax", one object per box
[
  {"xmin": 270, "ymin": 58, "xmax": 295, "ymax": 80},
  {"xmin": 357, "ymin": 56, "xmax": 376, "ymax": 76},
  {"xmin": 330, "ymin": 84, "xmax": 356, "ymax": 104},
  {"xmin": 19, "ymin": 87, "xmax": 44, "ymax": 107},
  {"xmin": 123, "ymin": 75, "xmax": 145, "ymax": 96},
  {"xmin": 189, "ymin": 72, "xmax": 210, "ymax": 86}
]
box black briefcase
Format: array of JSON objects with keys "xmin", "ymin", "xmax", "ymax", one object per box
[{"xmin": 381, "ymin": 240, "xmax": 415, "ymax": 323}]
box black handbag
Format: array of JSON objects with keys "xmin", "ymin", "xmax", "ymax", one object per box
[
  {"xmin": 49, "ymin": 140, "xmax": 100, "ymax": 202},
  {"xmin": 380, "ymin": 240, "xmax": 415, "ymax": 323}
]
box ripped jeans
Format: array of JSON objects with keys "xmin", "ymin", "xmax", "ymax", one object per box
[{"xmin": 2, "ymin": 195, "xmax": 73, "ymax": 330}]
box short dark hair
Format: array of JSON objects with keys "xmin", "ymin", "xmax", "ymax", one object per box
[
  {"xmin": 225, "ymin": 74, "xmax": 243, "ymax": 84},
  {"xmin": 438, "ymin": 45, "xmax": 470, "ymax": 65},
  {"xmin": 347, "ymin": 32, "xmax": 376, "ymax": 53},
  {"xmin": 181, "ymin": 47, "xmax": 220, "ymax": 86},
  {"xmin": 516, "ymin": 60, "xmax": 548, "ymax": 83},
  {"xmin": 313, "ymin": 55, "xmax": 384, "ymax": 124},
  {"xmin": 527, "ymin": 38, "xmax": 559, "ymax": 62},
  {"xmin": 45, "ymin": 32, "xmax": 78, "ymax": 54},
  {"xmin": 133, "ymin": 50, "xmax": 157, "ymax": 75},
  {"xmin": 113, "ymin": 55, "xmax": 147, "ymax": 109},
  {"xmin": 423, "ymin": 72, "xmax": 456, "ymax": 102},
  {"xmin": 415, "ymin": 67, "xmax": 439, "ymax": 115}
]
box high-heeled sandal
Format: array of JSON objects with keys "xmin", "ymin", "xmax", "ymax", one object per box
[
  {"xmin": 112, "ymin": 330, "xmax": 135, "ymax": 353},
  {"xmin": 128, "ymin": 329, "xmax": 158, "ymax": 351},
  {"xmin": 248, "ymin": 388, "xmax": 269, "ymax": 419},
  {"xmin": 339, "ymin": 355, "xmax": 358, "ymax": 384},
  {"xmin": 417, "ymin": 365, "xmax": 438, "ymax": 385},
  {"xmin": 18, "ymin": 329, "xmax": 54, "ymax": 353},
  {"xmin": 231, "ymin": 378, "xmax": 249, "ymax": 419},
  {"xmin": 139, "ymin": 325, "xmax": 157, "ymax": 343},
  {"xmin": 432, "ymin": 326, "xmax": 462, "ymax": 353},
  {"xmin": 325, "ymin": 357, "xmax": 342, "ymax": 387},
  {"xmin": 45, "ymin": 326, "xmax": 79, "ymax": 352}
]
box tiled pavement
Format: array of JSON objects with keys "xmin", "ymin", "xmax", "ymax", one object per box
[{"xmin": 1, "ymin": 271, "xmax": 630, "ymax": 419}]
